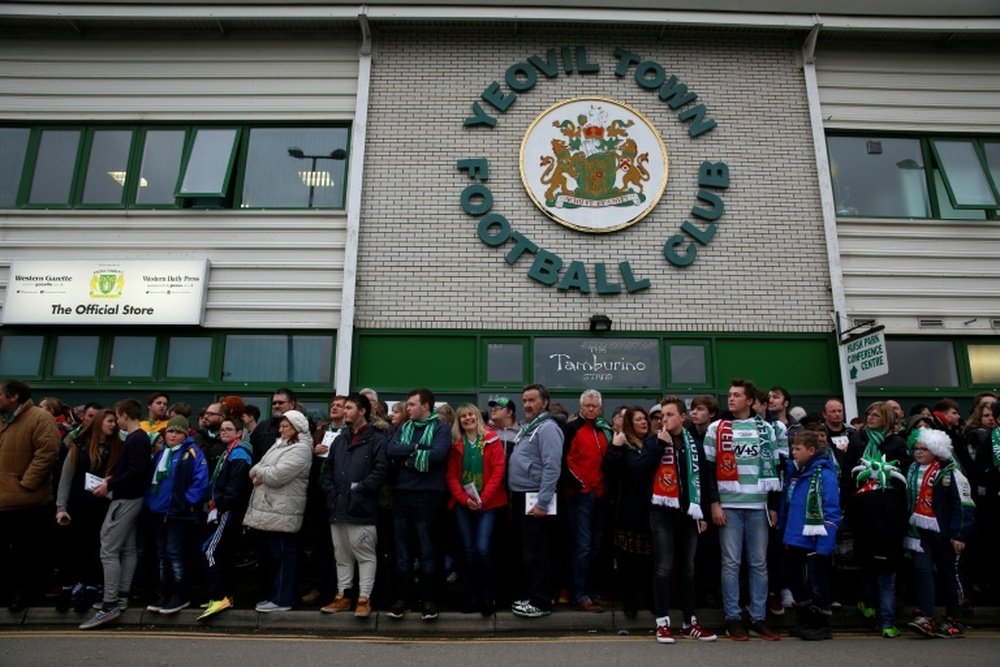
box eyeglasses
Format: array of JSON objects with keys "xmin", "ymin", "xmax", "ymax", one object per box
[
  {"xmin": 204, "ymin": 410, "xmax": 223, "ymax": 417},
  {"xmin": 272, "ymin": 400, "xmax": 290, "ymax": 406},
  {"xmin": 219, "ymin": 426, "xmax": 237, "ymax": 433}
]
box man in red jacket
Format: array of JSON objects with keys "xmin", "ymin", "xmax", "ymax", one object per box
[{"xmin": 563, "ymin": 388, "xmax": 612, "ymax": 612}]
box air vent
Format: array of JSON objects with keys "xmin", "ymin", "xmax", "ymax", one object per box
[
  {"xmin": 918, "ymin": 318, "xmax": 944, "ymax": 329},
  {"xmin": 991, "ymin": 318, "xmax": 1000, "ymax": 329}
]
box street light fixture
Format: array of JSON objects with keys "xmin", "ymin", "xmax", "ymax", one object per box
[{"xmin": 287, "ymin": 147, "xmax": 348, "ymax": 207}]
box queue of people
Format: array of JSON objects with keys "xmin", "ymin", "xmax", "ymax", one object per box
[{"xmin": 0, "ymin": 377, "xmax": 995, "ymax": 643}]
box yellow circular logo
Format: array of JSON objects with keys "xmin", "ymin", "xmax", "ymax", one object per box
[{"xmin": 520, "ymin": 97, "xmax": 668, "ymax": 234}]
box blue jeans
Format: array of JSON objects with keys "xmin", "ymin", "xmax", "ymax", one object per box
[
  {"xmin": 864, "ymin": 571, "xmax": 897, "ymax": 628},
  {"xmin": 393, "ymin": 490, "xmax": 445, "ymax": 605},
  {"xmin": 719, "ymin": 507, "xmax": 769, "ymax": 621},
  {"xmin": 155, "ymin": 516, "xmax": 192, "ymax": 600},
  {"xmin": 568, "ymin": 491, "xmax": 606, "ymax": 604},
  {"xmin": 454, "ymin": 506, "xmax": 497, "ymax": 607}
]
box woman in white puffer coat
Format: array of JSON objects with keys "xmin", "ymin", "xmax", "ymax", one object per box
[{"xmin": 244, "ymin": 409, "xmax": 312, "ymax": 612}]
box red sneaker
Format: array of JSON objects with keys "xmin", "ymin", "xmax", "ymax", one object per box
[
  {"xmin": 656, "ymin": 619, "xmax": 675, "ymax": 644},
  {"xmin": 680, "ymin": 617, "xmax": 718, "ymax": 641}
]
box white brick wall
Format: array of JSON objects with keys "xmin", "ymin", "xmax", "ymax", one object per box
[{"xmin": 356, "ymin": 27, "xmax": 832, "ymax": 333}]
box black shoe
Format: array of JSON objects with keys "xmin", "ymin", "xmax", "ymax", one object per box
[
  {"xmin": 159, "ymin": 596, "xmax": 190, "ymax": 615},
  {"xmin": 421, "ymin": 601, "xmax": 439, "ymax": 621},
  {"xmin": 800, "ymin": 607, "xmax": 833, "ymax": 641},
  {"xmin": 481, "ymin": 601, "xmax": 496, "ymax": 617},
  {"xmin": 387, "ymin": 599, "xmax": 406, "ymax": 620}
]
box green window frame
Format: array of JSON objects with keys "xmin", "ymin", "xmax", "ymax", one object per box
[
  {"xmin": 480, "ymin": 338, "xmax": 529, "ymax": 388},
  {"xmin": 663, "ymin": 340, "xmax": 712, "ymax": 390},
  {"xmin": 176, "ymin": 127, "xmax": 241, "ymax": 199},
  {"xmin": 828, "ymin": 133, "xmax": 1000, "ymax": 220},
  {"xmin": 929, "ymin": 138, "xmax": 1000, "ymax": 210},
  {"xmin": 2, "ymin": 123, "xmax": 350, "ymax": 211}
]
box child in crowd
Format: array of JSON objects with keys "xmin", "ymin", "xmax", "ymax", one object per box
[
  {"xmin": 906, "ymin": 429, "xmax": 975, "ymax": 638},
  {"xmin": 779, "ymin": 431, "xmax": 841, "ymax": 640},
  {"xmin": 144, "ymin": 416, "xmax": 209, "ymax": 615}
]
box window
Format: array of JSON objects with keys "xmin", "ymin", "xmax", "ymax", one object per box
[
  {"xmin": 0, "ymin": 128, "xmax": 29, "ymax": 207},
  {"xmin": 108, "ymin": 336, "xmax": 156, "ymax": 377},
  {"xmin": 1, "ymin": 123, "xmax": 350, "ymax": 210},
  {"xmin": 828, "ymin": 134, "xmax": 1000, "ymax": 220},
  {"xmin": 930, "ymin": 139, "xmax": 999, "ymax": 209},
  {"xmin": 223, "ymin": 334, "xmax": 333, "ymax": 383},
  {"xmin": 52, "ymin": 335, "xmax": 100, "ymax": 376},
  {"xmin": 858, "ymin": 340, "xmax": 959, "ymax": 388},
  {"xmin": 668, "ymin": 344, "xmax": 707, "ymax": 385},
  {"xmin": 135, "ymin": 129, "xmax": 186, "ymax": 206},
  {"xmin": 242, "ymin": 128, "xmax": 348, "ymax": 208},
  {"xmin": 0, "ymin": 335, "xmax": 43, "ymax": 376},
  {"xmin": 177, "ymin": 128, "xmax": 240, "ymax": 198},
  {"xmin": 27, "ymin": 129, "xmax": 82, "ymax": 206},
  {"xmin": 81, "ymin": 129, "xmax": 134, "ymax": 206},
  {"xmin": 166, "ymin": 337, "xmax": 213, "ymax": 378},
  {"xmin": 968, "ymin": 344, "xmax": 1000, "ymax": 385},
  {"xmin": 486, "ymin": 342, "xmax": 525, "ymax": 384}
]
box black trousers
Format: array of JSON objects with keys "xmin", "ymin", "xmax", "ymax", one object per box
[{"xmin": 512, "ymin": 492, "xmax": 557, "ymax": 611}]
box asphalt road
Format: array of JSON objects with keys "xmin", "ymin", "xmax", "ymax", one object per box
[{"xmin": 3, "ymin": 631, "xmax": 1000, "ymax": 666}]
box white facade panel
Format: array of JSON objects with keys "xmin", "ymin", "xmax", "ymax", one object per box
[
  {"xmin": 837, "ymin": 218, "xmax": 1000, "ymax": 334},
  {"xmin": 0, "ymin": 37, "xmax": 359, "ymax": 121},
  {"xmin": 816, "ymin": 46, "xmax": 1000, "ymax": 133},
  {"xmin": 0, "ymin": 212, "xmax": 346, "ymax": 329}
]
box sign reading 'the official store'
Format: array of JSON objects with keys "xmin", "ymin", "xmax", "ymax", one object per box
[{"xmin": 3, "ymin": 260, "xmax": 209, "ymax": 325}]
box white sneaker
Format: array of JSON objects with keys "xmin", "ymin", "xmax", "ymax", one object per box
[
  {"xmin": 255, "ymin": 601, "xmax": 291, "ymax": 613},
  {"xmin": 780, "ymin": 588, "xmax": 795, "ymax": 608}
]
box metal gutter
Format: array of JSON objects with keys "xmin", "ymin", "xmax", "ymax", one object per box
[{"xmin": 334, "ymin": 10, "xmax": 371, "ymax": 395}]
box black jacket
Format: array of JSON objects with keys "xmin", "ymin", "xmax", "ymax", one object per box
[
  {"xmin": 320, "ymin": 424, "xmax": 389, "ymax": 525},
  {"xmin": 211, "ymin": 441, "xmax": 253, "ymax": 519}
]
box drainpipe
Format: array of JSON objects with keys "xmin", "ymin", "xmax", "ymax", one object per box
[
  {"xmin": 334, "ymin": 10, "xmax": 372, "ymax": 395},
  {"xmin": 801, "ymin": 19, "xmax": 857, "ymax": 420}
]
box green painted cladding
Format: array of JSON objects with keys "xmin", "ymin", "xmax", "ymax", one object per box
[
  {"xmin": 714, "ymin": 338, "xmax": 836, "ymax": 394},
  {"xmin": 354, "ymin": 335, "xmax": 478, "ymax": 390}
]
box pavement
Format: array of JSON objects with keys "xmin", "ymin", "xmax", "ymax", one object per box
[{"xmin": 3, "ymin": 603, "xmax": 1000, "ymax": 637}]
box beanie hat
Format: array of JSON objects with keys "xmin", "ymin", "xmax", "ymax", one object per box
[
  {"xmin": 917, "ymin": 428, "xmax": 953, "ymax": 461},
  {"xmin": 281, "ymin": 409, "xmax": 309, "ymax": 435},
  {"xmin": 166, "ymin": 415, "xmax": 190, "ymax": 433}
]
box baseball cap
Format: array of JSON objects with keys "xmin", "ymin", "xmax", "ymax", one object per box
[
  {"xmin": 649, "ymin": 403, "xmax": 662, "ymax": 415},
  {"xmin": 488, "ymin": 396, "xmax": 513, "ymax": 410}
]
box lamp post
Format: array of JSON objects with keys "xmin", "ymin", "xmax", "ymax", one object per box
[{"xmin": 287, "ymin": 147, "xmax": 347, "ymax": 207}]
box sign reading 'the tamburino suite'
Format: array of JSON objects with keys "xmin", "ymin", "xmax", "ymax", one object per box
[
  {"xmin": 2, "ymin": 260, "xmax": 209, "ymax": 325},
  {"xmin": 534, "ymin": 337, "xmax": 660, "ymax": 389}
]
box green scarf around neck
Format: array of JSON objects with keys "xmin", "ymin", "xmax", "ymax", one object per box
[{"xmin": 401, "ymin": 412, "xmax": 439, "ymax": 472}]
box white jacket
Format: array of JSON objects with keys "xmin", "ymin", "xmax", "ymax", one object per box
[{"xmin": 242, "ymin": 435, "xmax": 312, "ymax": 533}]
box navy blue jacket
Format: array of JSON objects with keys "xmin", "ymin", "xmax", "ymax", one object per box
[
  {"xmin": 209, "ymin": 441, "xmax": 253, "ymax": 520},
  {"xmin": 146, "ymin": 437, "xmax": 209, "ymax": 521},
  {"xmin": 386, "ymin": 418, "xmax": 451, "ymax": 493},
  {"xmin": 320, "ymin": 424, "xmax": 388, "ymax": 524}
]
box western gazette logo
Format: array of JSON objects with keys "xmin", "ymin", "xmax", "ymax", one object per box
[
  {"xmin": 458, "ymin": 46, "xmax": 730, "ymax": 295},
  {"xmin": 521, "ymin": 98, "xmax": 668, "ymax": 233}
]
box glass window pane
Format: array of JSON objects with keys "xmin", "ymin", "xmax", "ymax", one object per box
[
  {"xmin": 108, "ymin": 336, "xmax": 155, "ymax": 377},
  {"xmin": 669, "ymin": 345, "xmax": 707, "ymax": 384},
  {"xmin": 177, "ymin": 128, "xmax": 239, "ymax": 196},
  {"xmin": 487, "ymin": 343, "xmax": 524, "ymax": 383},
  {"xmin": 290, "ymin": 335, "xmax": 333, "ymax": 383},
  {"xmin": 28, "ymin": 129, "xmax": 81, "ymax": 204},
  {"xmin": 828, "ymin": 136, "xmax": 930, "ymax": 218},
  {"xmin": 81, "ymin": 129, "xmax": 133, "ymax": 205},
  {"xmin": 242, "ymin": 128, "xmax": 348, "ymax": 208},
  {"xmin": 932, "ymin": 139, "xmax": 998, "ymax": 207},
  {"xmin": 166, "ymin": 337, "xmax": 212, "ymax": 378},
  {"xmin": 223, "ymin": 334, "xmax": 333, "ymax": 383},
  {"xmin": 858, "ymin": 340, "xmax": 958, "ymax": 387},
  {"xmin": 933, "ymin": 171, "xmax": 986, "ymax": 220},
  {"xmin": 136, "ymin": 129, "xmax": 186, "ymax": 205},
  {"xmin": 983, "ymin": 142, "xmax": 1000, "ymax": 195},
  {"xmin": 52, "ymin": 335, "xmax": 99, "ymax": 376},
  {"xmin": 0, "ymin": 335, "xmax": 43, "ymax": 376},
  {"xmin": 968, "ymin": 345, "xmax": 1000, "ymax": 384},
  {"xmin": 0, "ymin": 128, "xmax": 30, "ymax": 207}
]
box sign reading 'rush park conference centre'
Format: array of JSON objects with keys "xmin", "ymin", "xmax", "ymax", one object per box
[
  {"xmin": 457, "ymin": 46, "xmax": 730, "ymax": 295},
  {"xmin": 2, "ymin": 260, "xmax": 209, "ymax": 325}
]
